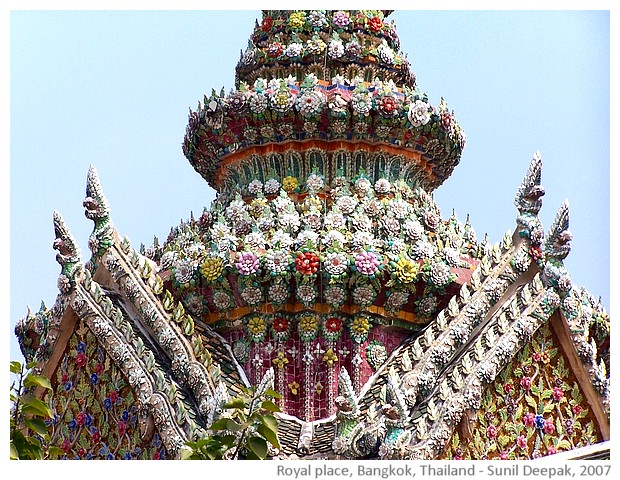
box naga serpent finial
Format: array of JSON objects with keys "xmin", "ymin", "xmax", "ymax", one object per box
[
  {"xmin": 544, "ymin": 199, "xmax": 572, "ymax": 261},
  {"xmin": 541, "ymin": 200, "xmax": 573, "ymax": 294},
  {"xmin": 52, "ymin": 210, "xmax": 82, "ymax": 294},
  {"xmin": 332, "ymin": 367, "xmax": 363, "ymax": 456},
  {"xmin": 335, "ymin": 366, "xmax": 359, "ymax": 418},
  {"xmin": 377, "ymin": 367, "xmax": 414, "ymax": 459},
  {"xmin": 384, "ymin": 366, "xmax": 410, "ymax": 427},
  {"xmin": 256, "ymin": 366, "xmax": 275, "ymax": 397},
  {"xmin": 84, "ymin": 165, "xmax": 114, "ymax": 264},
  {"xmin": 15, "ymin": 302, "xmax": 52, "ymax": 364},
  {"xmin": 206, "ymin": 380, "xmax": 231, "ymax": 427},
  {"xmin": 514, "ymin": 152, "xmax": 545, "ymax": 243}
]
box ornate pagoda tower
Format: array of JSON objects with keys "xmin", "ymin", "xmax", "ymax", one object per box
[{"xmin": 16, "ymin": 10, "xmax": 609, "ymax": 460}]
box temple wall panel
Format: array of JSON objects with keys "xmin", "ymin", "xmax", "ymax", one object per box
[
  {"xmin": 43, "ymin": 320, "xmax": 167, "ymax": 460},
  {"xmin": 439, "ymin": 323, "xmax": 603, "ymax": 460}
]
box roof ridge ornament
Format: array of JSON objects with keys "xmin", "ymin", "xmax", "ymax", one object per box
[
  {"xmin": 544, "ymin": 199, "xmax": 572, "ymax": 261},
  {"xmin": 256, "ymin": 366, "xmax": 275, "ymax": 397},
  {"xmin": 206, "ymin": 380, "xmax": 231, "ymax": 427},
  {"xmin": 514, "ymin": 151, "xmax": 545, "ymax": 244},
  {"xmin": 542, "ymin": 200, "xmax": 573, "ymax": 294},
  {"xmin": 84, "ymin": 164, "xmax": 114, "ymax": 269},
  {"xmin": 15, "ymin": 302, "xmax": 53, "ymax": 365},
  {"xmin": 383, "ymin": 365, "xmax": 411, "ymax": 426},
  {"xmin": 332, "ymin": 366, "xmax": 361, "ymax": 455},
  {"xmin": 52, "ymin": 210, "xmax": 82, "ymax": 294}
]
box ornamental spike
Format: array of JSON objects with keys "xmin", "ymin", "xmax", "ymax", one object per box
[
  {"xmin": 52, "ymin": 210, "xmax": 82, "ymax": 288},
  {"xmin": 544, "ymin": 199, "xmax": 572, "ymax": 261},
  {"xmin": 514, "ymin": 151, "xmax": 545, "ymax": 215},
  {"xmin": 84, "ymin": 164, "xmax": 111, "ymax": 220},
  {"xmin": 256, "ymin": 366, "xmax": 275, "ymax": 397},
  {"xmin": 386, "ymin": 366, "xmax": 410, "ymax": 422},
  {"xmin": 335, "ymin": 366, "xmax": 359, "ymax": 417},
  {"xmin": 207, "ymin": 380, "xmax": 231, "ymax": 426},
  {"xmin": 514, "ymin": 152, "xmax": 545, "ymax": 242},
  {"xmin": 84, "ymin": 165, "xmax": 114, "ymax": 260}
]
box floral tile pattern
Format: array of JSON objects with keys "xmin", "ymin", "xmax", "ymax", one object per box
[
  {"xmin": 44, "ymin": 323, "xmax": 166, "ymax": 460},
  {"xmin": 440, "ymin": 323, "xmax": 602, "ymax": 460}
]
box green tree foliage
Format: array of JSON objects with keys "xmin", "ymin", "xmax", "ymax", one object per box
[
  {"xmin": 9, "ymin": 361, "xmax": 61, "ymax": 459},
  {"xmin": 182, "ymin": 386, "xmax": 281, "ymax": 460}
]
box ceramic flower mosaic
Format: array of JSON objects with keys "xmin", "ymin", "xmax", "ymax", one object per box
[
  {"xmin": 440, "ymin": 324, "xmax": 603, "ymax": 460},
  {"xmin": 182, "ymin": 9, "xmax": 465, "ymax": 195},
  {"xmin": 43, "ymin": 324, "xmax": 166, "ymax": 460},
  {"xmin": 160, "ymin": 171, "xmax": 475, "ymax": 328}
]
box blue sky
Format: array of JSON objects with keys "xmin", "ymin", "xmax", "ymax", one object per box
[{"xmin": 7, "ymin": 7, "xmax": 613, "ymax": 364}]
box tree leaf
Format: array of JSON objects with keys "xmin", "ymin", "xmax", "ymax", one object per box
[
  {"xmin": 10, "ymin": 361, "xmax": 22, "ymax": 375},
  {"xmin": 180, "ymin": 448, "xmax": 194, "ymax": 460},
  {"xmin": 260, "ymin": 399, "xmax": 281, "ymax": 412},
  {"xmin": 223, "ymin": 398, "xmax": 246, "ymax": 410},
  {"xmin": 210, "ymin": 417, "xmax": 242, "ymax": 432},
  {"xmin": 24, "ymin": 374, "xmax": 53, "ymax": 391},
  {"xmin": 261, "ymin": 414, "xmax": 278, "ymax": 432},
  {"xmin": 209, "ymin": 418, "xmax": 229, "ymax": 431},
  {"xmin": 257, "ymin": 423, "xmax": 280, "ymax": 449},
  {"xmin": 245, "ymin": 450, "xmax": 260, "ymax": 460},
  {"xmin": 21, "ymin": 396, "xmax": 53, "ymax": 419},
  {"xmin": 10, "ymin": 441, "xmax": 19, "ymax": 460},
  {"xmin": 25, "ymin": 417, "xmax": 48, "ymax": 436},
  {"xmin": 247, "ymin": 436, "xmax": 268, "ymax": 459},
  {"xmin": 220, "ymin": 434, "xmax": 237, "ymax": 447},
  {"xmin": 24, "ymin": 439, "xmax": 44, "ymax": 460},
  {"xmin": 198, "ymin": 439, "xmax": 210, "ymax": 449},
  {"xmin": 264, "ymin": 389, "xmax": 282, "ymax": 399},
  {"xmin": 47, "ymin": 446, "xmax": 65, "ymax": 459}
]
